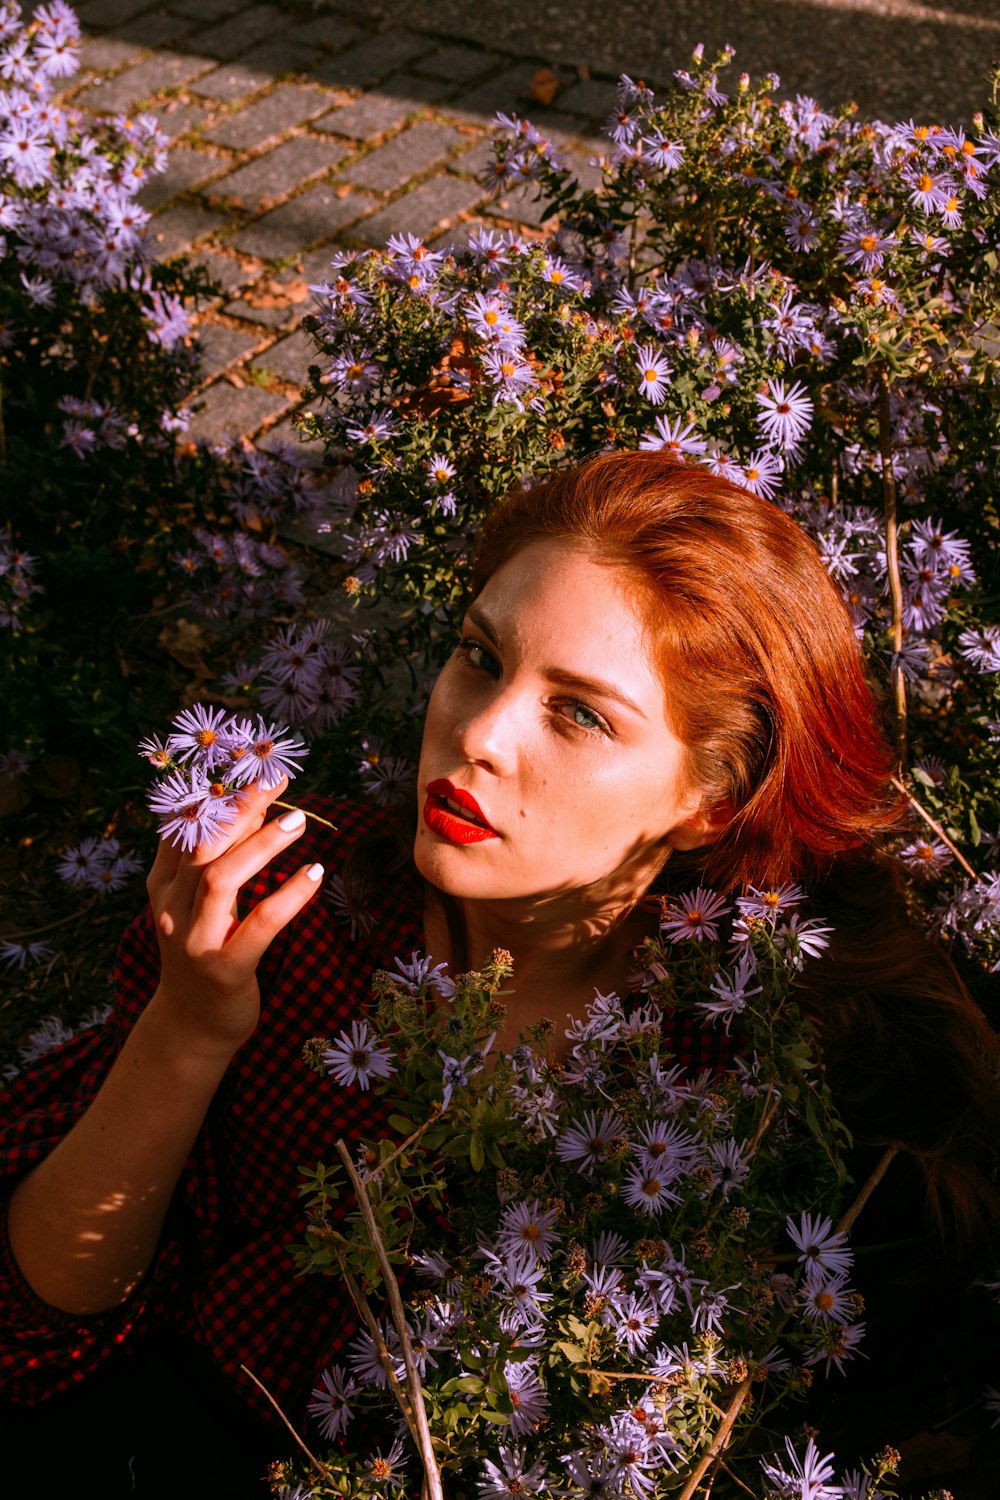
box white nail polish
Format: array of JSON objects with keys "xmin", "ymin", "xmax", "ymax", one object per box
[
  {"xmin": 306, "ymin": 863, "xmax": 324, "ymax": 882},
  {"xmin": 278, "ymin": 809, "xmax": 306, "ymax": 832}
]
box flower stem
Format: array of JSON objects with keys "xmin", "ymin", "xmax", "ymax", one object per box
[
  {"xmin": 877, "ymin": 370, "xmax": 908, "ymax": 769},
  {"xmin": 890, "ymin": 775, "xmax": 979, "ymax": 881},
  {"xmin": 239, "ymin": 1363, "xmax": 336, "ymax": 1485},
  {"xmin": 335, "ymin": 1138, "xmax": 444, "ymax": 1500},
  {"xmin": 273, "ymin": 799, "xmax": 338, "ymax": 831}
]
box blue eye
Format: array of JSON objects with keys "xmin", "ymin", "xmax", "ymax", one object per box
[{"xmin": 570, "ymin": 705, "xmax": 602, "ymax": 731}]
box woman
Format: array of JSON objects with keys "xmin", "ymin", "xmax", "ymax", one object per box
[{"xmin": 2, "ymin": 451, "xmax": 997, "ymax": 1492}]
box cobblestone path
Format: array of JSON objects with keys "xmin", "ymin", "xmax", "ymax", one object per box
[{"xmin": 60, "ymin": 0, "xmax": 1000, "ymax": 454}]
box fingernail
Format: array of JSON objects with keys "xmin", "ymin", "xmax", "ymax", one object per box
[
  {"xmin": 278, "ymin": 809, "xmax": 306, "ymax": 832},
  {"xmin": 306, "ymin": 863, "xmax": 324, "ymax": 882}
]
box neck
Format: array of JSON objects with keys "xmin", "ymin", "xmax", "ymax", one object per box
[{"xmin": 423, "ymin": 884, "xmax": 659, "ymax": 1056}]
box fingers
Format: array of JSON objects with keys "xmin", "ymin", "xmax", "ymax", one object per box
[
  {"xmin": 160, "ymin": 779, "xmax": 289, "ymax": 915},
  {"xmin": 187, "ymin": 803, "xmax": 313, "ymax": 942},
  {"xmin": 223, "ymin": 860, "xmax": 325, "ymax": 971}
]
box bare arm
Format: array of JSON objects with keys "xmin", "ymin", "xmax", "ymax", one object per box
[{"xmin": 7, "ymin": 781, "xmax": 324, "ymax": 1316}]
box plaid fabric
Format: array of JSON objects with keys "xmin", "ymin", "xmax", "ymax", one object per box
[{"xmin": 0, "ymin": 797, "xmax": 734, "ymax": 1428}]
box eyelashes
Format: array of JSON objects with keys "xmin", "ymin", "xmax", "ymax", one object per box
[{"xmin": 453, "ymin": 637, "xmax": 613, "ymax": 738}]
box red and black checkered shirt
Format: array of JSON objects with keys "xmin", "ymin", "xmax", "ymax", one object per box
[{"xmin": 0, "ymin": 797, "xmax": 734, "ymax": 1429}]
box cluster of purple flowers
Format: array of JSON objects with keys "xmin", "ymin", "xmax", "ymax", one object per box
[
  {"xmin": 310, "ymin": 904, "xmax": 868, "ymax": 1496},
  {"xmin": 0, "ymin": 523, "xmax": 42, "ymax": 630},
  {"xmin": 172, "ymin": 526, "xmax": 306, "ymax": 622},
  {"xmin": 140, "ymin": 704, "xmax": 308, "ymax": 850},
  {"xmin": 223, "ymin": 620, "xmax": 360, "ymax": 734},
  {"xmin": 1, "ymin": 2, "xmax": 186, "ymax": 348},
  {"xmin": 56, "ymin": 835, "xmax": 143, "ymax": 894}
]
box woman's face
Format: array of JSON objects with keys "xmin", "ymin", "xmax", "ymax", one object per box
[{"xmin": 415, "ymin": 539, "xmax": 715, "ymax": 910}]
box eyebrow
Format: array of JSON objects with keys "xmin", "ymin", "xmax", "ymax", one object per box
[{"xmin": 465, "ymin": 604, "xmax": 648, "ymax": 719}]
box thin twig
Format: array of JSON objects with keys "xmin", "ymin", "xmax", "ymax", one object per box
[
  {"xmin": 718, "ymin": 1459, "xmax": 761, "ymax": 1498},
  {"xmin": 239, "ymin": 1363, "xmax": 336, "ymax": 1484},
  {"xmin": 273, "ymin": 799, "xmax": 338, "ymax": 831},
  {"xmin": 335, "ymin": 1139, "xmax": 444, "ymax": 1500},
  {"xmin": 745, "ymin": 1087, "xmax": 781, "ymax": 1159},
  {"xmin": 877, "ymin": 370, "xmax": 908, "ymax": 768},
  {"xmin": 836, "ymin": 1145, "xmax": 898, "ymax": 1236},
  {"xmin": 676, "ymin": 1377, "xmax": 754, "ymax": 1500},
  {"xmin": 891, "ymin": 776, "xmax": 979, "ymax": 882},
  {"xmin": 366, "ymin": 1112, "xmax": 441, "ymax": 1183},
  {"xmin": 335, "ymin": 1255, "xmax": 417, "ymax": 1434}
]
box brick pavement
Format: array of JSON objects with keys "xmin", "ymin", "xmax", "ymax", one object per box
[{"xmin": 59, "ymin": 0, "xmax": 616, "ymax": 451}]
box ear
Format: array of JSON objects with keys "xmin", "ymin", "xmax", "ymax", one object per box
[{"xmin": 665, "ymin": 797, "xmax": 734, "ymax": 853}]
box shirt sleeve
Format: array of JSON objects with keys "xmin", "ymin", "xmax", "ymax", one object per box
[{"xmin": 0, "ymin": 904, "xmax": 190, "ymax": 1402}]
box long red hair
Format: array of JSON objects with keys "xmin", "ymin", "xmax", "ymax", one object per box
[
  {"xmin": 469, "ymin": 451, "xmax": 999, "ymax": 1254},
  {"xmin": 472, "ymin": 449, "xmax": 904, "ymax": 891}
]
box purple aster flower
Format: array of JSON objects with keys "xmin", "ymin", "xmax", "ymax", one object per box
[
  {"xmin": 903, "ymin": 165, "xmax": 952, "ymax": 214},
  {"xmin": 839, "ymin": 223, "xmax": 895, "ymax": 274},
  {"xmin": 696, "ymin": 952, "xmax": 762, "ymax": 1031},
  {"xmin": 0, "ymin": 940, "xmax": 54, "ymax": 969},
  {"xmin": 481, "ymin": 347, "xmax": 538, "ymax": 407},
  {"xmin": 738, "ymin": 449, "xmax": 784, "ymax": 499},
  {"xmin": 147, "ymin": 768, "xmax": 240, "ymax": 852},
  {"xmin": 801, "ymin": 1272, "xmax": 853, "ymax": 1325},
  {"xmin": 659, "ymin": 884, "xmax": 729, "ymax": 942},
  {"xmin": 632, "ymin": 342, "xmax": 672, "ymax": 404},
  {"xmin": 323, "ymin": 1019, "xmax": 395, "ymax": 1091},
  {"xmin": 166, "ymin": 703, "xmax": 233, "ymax": 769},
  {"xmin": 480, "ymin": 1444, "xmax": 549, "ymax": 1500},
  {"xmin": 706, "ymin": 1138, "xmax": 750, "ymax": 1197},
  {"xmin": 555, "ymin": 1108, "xmax": 627, "ymax": 1174},
  {"xmin": 639, "ymin": 414, "xmax": 707, "ymax": 458},
  {"xmin": 804, "ymin": 1318, "xmax": 866, "ymax": 1376},
  {"xmin": 307, "ymin": 1364, "xmax": 356, "ymax": 1441},
  {"xmin": 622, "ymin": 1163, "xmax": 680, "ymax": 1216},
  {"xmin": 344, "ymin": 408, "xmax": 400, "ymax": 445},
  {"xmin": 787, "ymin": 1211, "xmax": 853, "ymax": 1285},
  {"xmin": 899, "ymin": 838, "xmax": 953, "ymax": 878},
  {"xmin": 224, "ymin": 717, "xmax": 308, "ymax": 790},
  {"xmin": 760, "ymin": 1436, "xmax": 842, "ymax": 1500},
  {"xmin": 496, "ymin": 1198, "xmax": 560, "ymax": 1263},
  {"xmin": 504, "ymin": 1358, "xmax": 549, "ymax": 1436},
  {"xmin": 755, "ymin": 377, "xmax": 814, "ymax": 452}
]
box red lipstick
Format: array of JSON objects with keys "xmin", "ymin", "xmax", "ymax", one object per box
[{"xmin": 424, "ymin": 779, "xmax": 500, "ymax": 845}]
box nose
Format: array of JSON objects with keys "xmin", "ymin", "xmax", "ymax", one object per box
[{"xmin": 451, "ymin": 684, "xmax": 519, "ymax": 777}]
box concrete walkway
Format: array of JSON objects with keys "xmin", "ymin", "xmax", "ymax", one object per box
[{"xmin": 61, "ymin": 0, "xmax": 1000, "ymax": 453}]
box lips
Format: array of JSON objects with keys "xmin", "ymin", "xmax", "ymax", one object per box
[{"xmin": 424, "ymin": 779, "xmax": 500, "ymax": 845}]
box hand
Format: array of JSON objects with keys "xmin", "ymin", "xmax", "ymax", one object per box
[{"xmin": 144, "ymin": 778, "xmax": 323, "ymax": 1061}]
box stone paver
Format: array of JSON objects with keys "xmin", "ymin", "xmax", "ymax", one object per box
[
  {"xmin": 229, "ymin": 183, "xmax": 377, "ymax": 260},
  {"xmin": 256, "ymin": 415, "xmax": 324, "ymax": 464},
  {"xmin": 448, "ymin": 63, "xmax": 546, "ymax": 125},
  {"xmin": 413, "ymin": 45, "xmax": 500, "ymax": 83},
  {"xmin": 202, "ymin": 85, "xmax": 333, "ymax": 151},
  {"xmin": 187, "ymin": 249, "xmax": 251, "ymax": 301},
  {"xmin": 352, "ymin": 173, "xmax": 485, "ymax": 246},
  {"xmin": 168, "ymin": 0, "xmax": 240, "ymax": 17},
  {"xmin": 250, "ymin": 327, "xmax": 317, "ymax": 383},
  {"xmin": 339, "ymin": 121, "xmax": 464, "ymax": 192},
  {"xmin": 139, "ymin": 148, "xmax": 225, "ymax": 211},
  {"xmin": 74, "ymin": 50, "xmax": 213, "ymax": 112},
  {"xmin": 314, "ymin": 91, "xmax": 420, "ymax": 143},
  {"xmin": 292, "ymin": 17, "xmax": 364, "ymax": 51},
  {"xmin": 186, "ymin": 381, "xmax": 293, "ymax": 443},
  {"xmin": 75, "ymin": 0, "xmax": 159, "ymax": 25},
  {"xmin": 147, "ymin": 202, "xmax": 228, "ymax": 259},
  {"xmin": 78, "ymin": 33, "xmax": 145, "ymax": 71},
  {"xmin": 150, "ymin": 99, "xmax": 213, "ymax": 141},
  {"xmin": 209, "ymin": 137, "xmax": 348, "ymax": 210},
  {"xmin": 189, "ymin": 60, "xmax": 276, "ymax": 103},
  {"xmin": 195, "ymin": 5, "xmax": 287, "ymax": 61},
  {"xmin": 556, "ymin": 77, "xmax": 619, "ymax": 120},
  {"xmin": 194, "ymin": 322, "xmax": 263, "ymax": 381},
  {"xmin": 308, "ymin": 32, "xmax": 433, "ymax": 89}
]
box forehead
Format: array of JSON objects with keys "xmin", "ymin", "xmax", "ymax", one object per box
[{"xmin": 472, "ymin": 539, "xmax": 666, "ymax": 701}]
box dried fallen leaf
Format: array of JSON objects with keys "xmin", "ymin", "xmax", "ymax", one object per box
[
  {"xmin": 528, "ymin": 67, "xmax": 560, "ymax": 106},
  {"xmin": 897, "ymin": 1427, "xmax": 976, "ymax": 1479}
]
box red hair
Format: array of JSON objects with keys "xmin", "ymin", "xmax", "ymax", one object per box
[{"xmin": 472, "ymin": 449, "xmax": 904, "ymax": 892}]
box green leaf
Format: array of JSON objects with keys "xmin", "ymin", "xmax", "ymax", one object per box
[{"xmin": 469, "ymin": 1133, "xmax": 485, "ymax": 1172}]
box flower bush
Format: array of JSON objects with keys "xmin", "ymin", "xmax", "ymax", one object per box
[
  {"xmin": 274, "ymin": 50, "xmax": 1000, "ymax": 1006},
  {"xmin": 2, "ymin": 7, "xmax": 999, "ymax": 1489}
]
